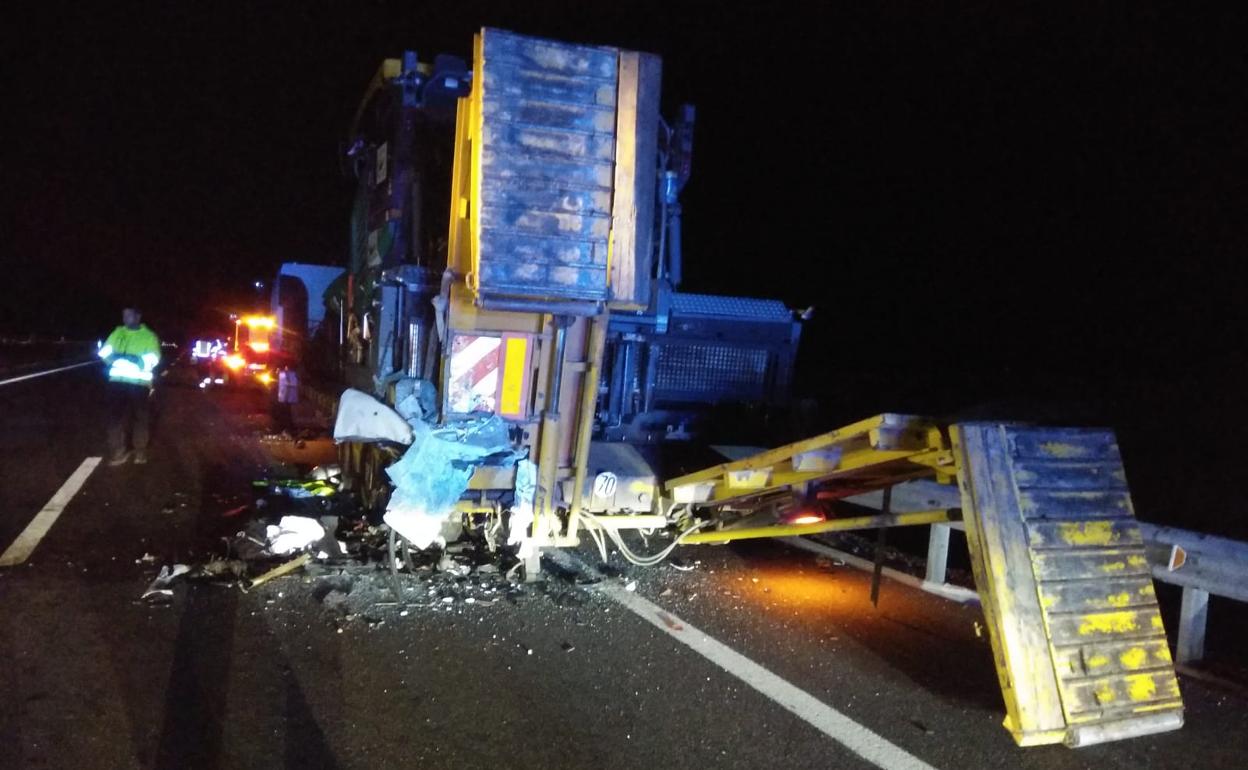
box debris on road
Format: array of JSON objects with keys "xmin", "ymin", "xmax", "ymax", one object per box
[
  {"xmin": 141, "ymin": 564, "xmax": 190, "ymax": 600},
  {"xmin": 247, "ymin": 553, "xmax": 312, "ymax": 590},
  {"xmin": 266, "ymin": 516, "xmax": 326, "ymax": 554},
  {"xmin": 383, "ymin": 415, "xmax": 518, "ymax": 549}
]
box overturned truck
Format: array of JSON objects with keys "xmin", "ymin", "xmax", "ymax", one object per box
[
  {"xmin": 330, "ymin": 29, "xmax": 801, "ymax": 562},
  {"xmin": 320, "ymin": 28, "xmax": 1183, "ymax": 748}
]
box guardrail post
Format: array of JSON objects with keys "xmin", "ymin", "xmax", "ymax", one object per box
[
  {"xmin": 925, "ymin": 523, "xmax": 951, "ymax": 586},
  {"xmin": 1176, "ymin": 586, "xmax": 1209, "ymax": 664}
]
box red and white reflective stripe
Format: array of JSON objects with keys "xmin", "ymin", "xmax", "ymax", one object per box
[{"xmin": 448, "ymin": 335, "xmax": 502, "ymax": 413}]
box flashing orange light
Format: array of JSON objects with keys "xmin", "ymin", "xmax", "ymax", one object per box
[
  {"xmin": 224, "ymin": 354, "xmax": 246, "ymax": 371},
  {"xmin": 242, "ymin": 315, "xmax": 276, "ymax": 329},
  {"xmin": 257, "ymin": 372, "xmax": 274, "ymax": 385},
  {"xmin": 248, "ymin": 341, "xmax": 270, "ymax": 353}
]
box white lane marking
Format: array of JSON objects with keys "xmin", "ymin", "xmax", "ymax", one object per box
[
  {"xmin": 550, "ymin": 552, "xmax": 939, "ymax": 770},
  {"xmin": 0, "ymin": 457, "xmax": 101, "ymax": 566},
  {"xmin": 0, "ymin": 360, "xmax": 97, "ymax": 387}
]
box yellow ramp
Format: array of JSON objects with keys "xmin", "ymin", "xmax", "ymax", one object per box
[{"xmin": 953, "ymin": 424, "xmax": 1183, "ymax": 747}]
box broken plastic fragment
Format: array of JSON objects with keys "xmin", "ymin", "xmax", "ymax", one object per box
[
  {"xmin": 266, "ymin": 516, "xmax": 326, "ymax": 555},
  {"xmin": 141, "ymin": 564, "xmax": 190, "ymax": 600},
  {"xmin": 333, "ymin": 388, "xmax": 413, "ymax": 444}
]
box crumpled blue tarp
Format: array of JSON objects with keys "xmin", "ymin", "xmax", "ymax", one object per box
[{"xmin": 383, "ymin": 414, "xmax": 521, "ymax": 548}]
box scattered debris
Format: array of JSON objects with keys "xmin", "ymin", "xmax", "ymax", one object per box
[
  {"xmin": 199, "ymin": 558, "xmax": 247, "ymax": 578},
  {"xmin": 624, "ymin": 580, "xmax": 637, "ymax": 592},
  {"xmin": 247, "ymin": 553, "xmax": 312, "ymax": 590},
  {"xmin": 561, "ymin": 641, "xmax": 575, "ymax": 653},
  {"xmin": 321, "ymin": 590, "xmax": 350, "ymax": 611},
  {"xmin": 266, "ymin": 516, "xmax": 326, "ymax": 555},
  {"xmin": 384, "ymin": 416, "xmax": 518, "ymax": 549},
  {"xmin": 142, "ymin": 564, "xmax": 190, "ymax": 600}
]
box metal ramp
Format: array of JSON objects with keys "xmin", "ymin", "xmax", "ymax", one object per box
[
  {"xmin": 663, "ymin": 415, "xmax": 1184, "ymax": 747},
  {"xmin": 953, "ymin": 424, "xmax": 1183, "ymax": 747}
]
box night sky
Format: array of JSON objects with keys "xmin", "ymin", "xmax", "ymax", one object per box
[{"xmin": 5, "ymin": 2, "xmax": 1247, "ymax": 380}]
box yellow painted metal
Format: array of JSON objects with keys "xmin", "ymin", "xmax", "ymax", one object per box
[
  {"xmin": 468, "ymin": 31, "xmax": 485, "ymax": 297},
  {"xmin": 679, "ymin": 509, "xmax": 957, "ymax": 545},
  {"xmin": 665, "ymin": 413, "xmax": 908, "ymax": 489},
  {"xmin": 566, "ymin": 314, "xmax": 610, "ymax": 543},
  {"xmin": 499, "ymin": 336, "xmax": 529, "ymax": 416},
  {"xmin": 665, "ymin": 414, "xmax": 946, "ymax": 507},
  {"xmin": 446, "ymin": 96, "xmax": 472, "ymax": 276},
  {"xmin": 650, "ymin": 412, "xmax": 1182, "ymax": 748},
  {"xmin": 952, "ymin": 423, "xmax": 1183, "ymax": 747}
]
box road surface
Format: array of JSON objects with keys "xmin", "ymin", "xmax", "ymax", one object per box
[{"xmin": 1, "ymin": 361, "xmax": 1246, "ymax": 769}]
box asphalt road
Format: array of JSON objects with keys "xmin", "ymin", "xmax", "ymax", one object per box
[{"xmin": 1, "ymin": 360, "xmax": 1246, "ymax": 769}]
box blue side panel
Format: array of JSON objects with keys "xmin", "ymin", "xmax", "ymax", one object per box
[{"xmin": 477, "ymin": 28, "xmax": 620, "ymax": 302}]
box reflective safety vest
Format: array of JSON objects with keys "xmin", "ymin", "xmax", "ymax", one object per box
[{"xmin": 98, "ymin": 324, "xmax": 161, "ymax": 386}]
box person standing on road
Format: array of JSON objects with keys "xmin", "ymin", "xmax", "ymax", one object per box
[{"xmin": 97, "ymin": 307, "xmax": 161, "ymax": 465}]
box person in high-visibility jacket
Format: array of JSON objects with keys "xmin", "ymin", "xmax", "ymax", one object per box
[{"xmin": 97, "ymin": 307, "xmax": 161, "ymax": 465}]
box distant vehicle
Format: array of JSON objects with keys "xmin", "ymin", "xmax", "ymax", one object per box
[{"xmin": 194, "ymin": 315, "xmax": 278, "ymax": 389}]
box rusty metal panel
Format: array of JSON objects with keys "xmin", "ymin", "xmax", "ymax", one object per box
[
  {"xmin": 954, "ymin": 423, "xmax": 1183, "ymax": 747},
  {"xmin": 1061, "ymin": 671, "xmax": 1182, "ymax": 722},
  {"xmin": 1018, "ymin": 489, "xmax": 1135, "ymax": 519},
  {"xmin": 1026, "ymin": 519, "xmax": 1142, "ymax": 549},
  {"xmin": 1051, "ymin": 638, "xmax": 1174, "ymax": 679},
  {"xmin": 1037, "ymin": 576, "xmax": 1157, "ymax": 613},
  {"xmin": 1032, "ymin": 549, "xmax": 1153, "ymax": 581},
  {"xmin": 474, "ymin": 28, "xmax": 621, "ymax": 303}
]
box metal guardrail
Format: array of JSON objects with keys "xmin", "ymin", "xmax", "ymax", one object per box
[
  {"xmin": 806, "ymin": 480, "xmax": 1247, "ymax": 667},
  {"xmin": 1137, "ymin": 523, "xmax": 1248, "ymax": 664},
  {"xmin": 917, "ymin": 518, "xmax": 1247, "ymax": 665}
]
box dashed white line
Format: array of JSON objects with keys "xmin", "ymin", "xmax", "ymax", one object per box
[
  {"xmin": 549, "ymin": 551, "xmax": 939, "ymax": 770},
  {"xmin": 0, "ymin": 457, "xmax": 101, "ymax": 566}
]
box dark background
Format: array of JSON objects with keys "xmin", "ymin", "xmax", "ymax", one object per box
[{"xmin": 3, "ymin": 2, "xmax": 1246, "ymax": 533}]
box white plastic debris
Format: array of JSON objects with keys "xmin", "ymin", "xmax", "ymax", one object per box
[
  {"xmin": 333, "ymin": 388, "xmax": 413, "ymax": 444},
  {"xmin": 624, "ymin": 580, "xmax": 637, "ymax": 592},
  {"xmin": 507, "ymin": 459, "xmax": 538, "ymax": 558},
  {"xmin": 384, "ymin": 507, "xmax": 448, "ymax": 551},
  {"xmin": 266, "ymin": 516, "xmax": 326, "ymax": 555},
  {"xmin": 142, "ymin": 564, "xmax": 190, "ymax": 600},
  {"xmin": 310, "ymin": 464, "xmax": 342, "ymax": 482}
]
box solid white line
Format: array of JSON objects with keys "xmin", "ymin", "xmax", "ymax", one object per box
[
  {"xmin": 0, "ymin": 457, "xmax": 101, "ymax": 566},
  {"xmin": 549, "ymin": 551, "xmax": 939, "ymax": 770},
  {"xmin": 0, "ymin": 360, "xmax": 97, "ymax": 387}
]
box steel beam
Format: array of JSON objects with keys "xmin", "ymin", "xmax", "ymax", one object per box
[{"xmin": 679, "ymin": 509, "xmax": 957, "ymax": 545}]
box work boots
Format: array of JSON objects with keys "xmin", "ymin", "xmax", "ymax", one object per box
[
  {"xmin": 107, "ymin": 450, "xmax": 130, "ymax": 466},
  {"xmin": 133, "ymin": 449, "xmax": 148, "ymax": 465}
]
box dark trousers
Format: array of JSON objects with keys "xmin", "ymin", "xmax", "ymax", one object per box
[{"xmin": 107, "ymin": 381, "xmax": 152, "ymax": 454}]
